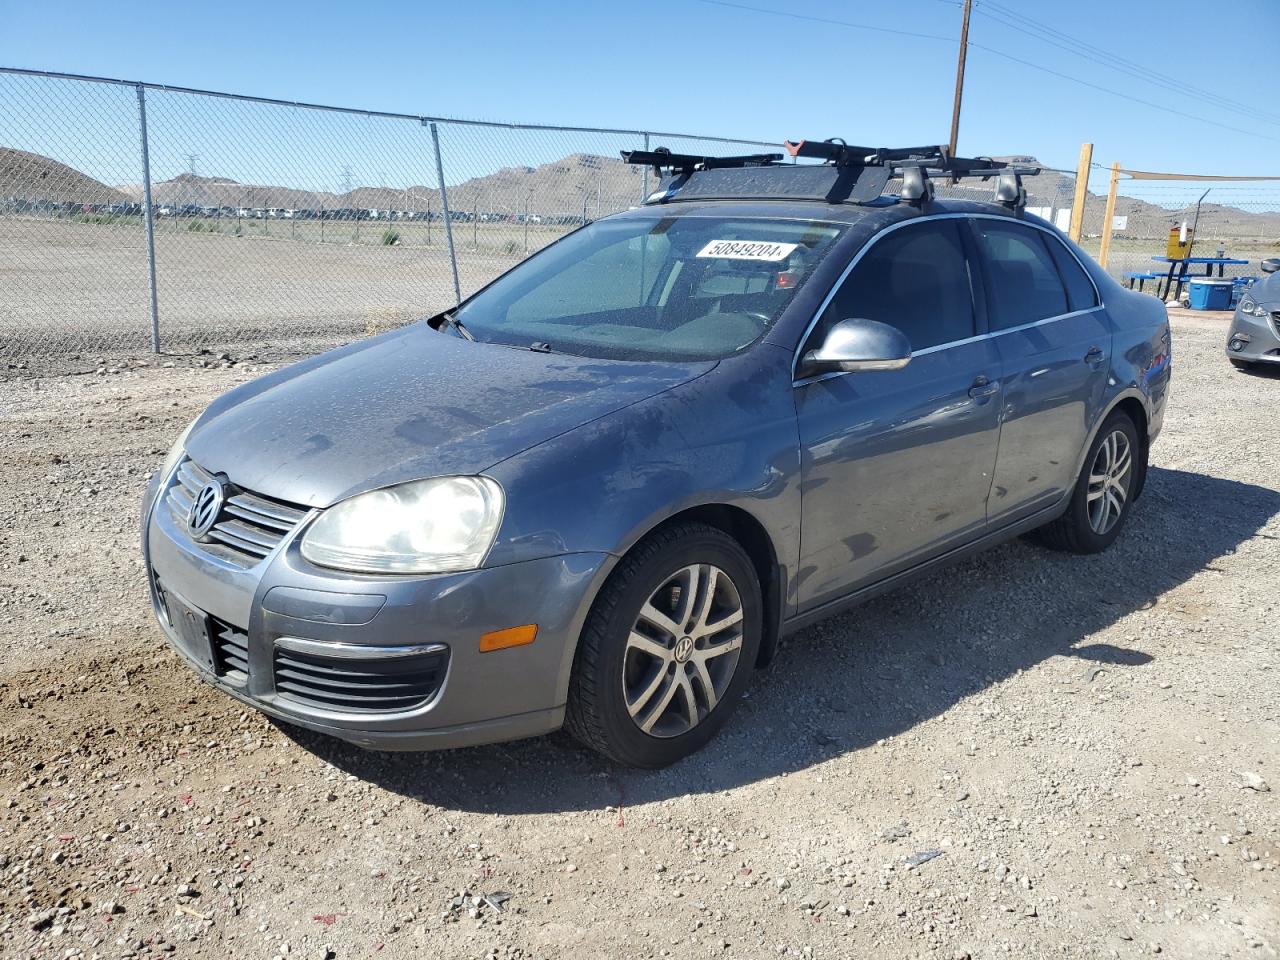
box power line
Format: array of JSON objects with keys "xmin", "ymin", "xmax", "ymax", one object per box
[
  {"xmin": 693, "ymin": 0, "xmax": 954, "ymax": 43},
  {"xmin": 971, "ymin": 0, "xmax": 1280, "ymax": 127},
  {"xmin": 692, "ymin": 0, "xmax": 1280, "ymax": 146},
  {"xmin": 965, "ymin": 41, "xmax": 1280, "ymax": 144}
]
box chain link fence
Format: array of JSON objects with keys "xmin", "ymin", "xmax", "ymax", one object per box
[
  {"xmin": 1062, "ymin": 163, "xmax": 1280, "ymax": 295},
  {"xmin": 0, "ymin": 68, "xmax": 776, "ymax": 359},
  {"xmin": 7, "ymin": 67, "xmax": 1280, "ymax": 361}
]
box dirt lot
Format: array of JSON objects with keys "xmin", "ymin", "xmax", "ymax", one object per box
[
  {"xmin": 0, "ymin": 217, "xmax": 528, "ymax": 359},
  {"xmin": 1, "ymin": 311, "xmax": 1277, "ymax": 960}
]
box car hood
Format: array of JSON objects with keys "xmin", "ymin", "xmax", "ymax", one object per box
[{"xmin": 186, "ymin": 324, "xmax": 713, "ymax": 507}]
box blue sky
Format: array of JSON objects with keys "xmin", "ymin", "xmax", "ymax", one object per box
[{"xmin": 2, "ymin": 0, "xmax": 1278, "ymax": 204}]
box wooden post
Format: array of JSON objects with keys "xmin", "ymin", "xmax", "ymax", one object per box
[
  {"xmin": 1068, "ymin": 142, "xmax": 1093, "ymax": 243},
  {"xmin": 1098, "ymin": 161, "xmax": 1121, "ymax": 269},
  {"xmin": 948, "ymin": 0, "xmax": 972, "ymax": 158}
]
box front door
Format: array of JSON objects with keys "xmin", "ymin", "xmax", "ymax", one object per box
[{"xmin": 794, "ymin": 218, "xmax": 1002, "ymax": 612}]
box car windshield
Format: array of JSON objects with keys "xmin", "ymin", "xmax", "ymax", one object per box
[{"xmin": 452, "ymin": 215, "xmax": 845, "ymax": 361}]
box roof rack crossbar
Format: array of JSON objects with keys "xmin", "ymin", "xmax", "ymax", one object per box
[{"xmin": 621, "ymin": 148, "xmax": 784, "ymax": 175}]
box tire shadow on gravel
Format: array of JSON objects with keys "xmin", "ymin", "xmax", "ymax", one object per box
[{"xmin": 280, "ymin": 466, "xmax": 1280, "ymax": 814}]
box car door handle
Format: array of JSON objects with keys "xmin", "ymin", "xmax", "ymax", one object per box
[
  {"xmin": 968, "ymin": 375, "xmax": 999, "ymax": 399},
  {"xmin": 1084, "ymin": 346, "xmax": 1105, "ymax": 365}
]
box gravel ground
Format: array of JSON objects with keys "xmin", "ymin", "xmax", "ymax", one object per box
[
  {"xmin": 2, "ymin": 310, "xmax": 1277, "ymax": 960},
  {"xmin": 0, "ymin": 217, "xmax": 519, "ymax": 359}
]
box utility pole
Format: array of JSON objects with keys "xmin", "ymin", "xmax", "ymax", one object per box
[{"xmin": 948, "ymin": 0, "xmax": 972, "ymax": 159}]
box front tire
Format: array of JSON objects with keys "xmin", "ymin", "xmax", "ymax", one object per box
[
  {"xmin": 1038, "ymin": 412, "xmax": 1140, "ymax": 554},
  {"xmin": 565, "ymin": 523, "xmax": 762, "ymax": 767},
  {"xmin": 1230, "ymin": 358, "xmax": 1255, "ymax": 371}
]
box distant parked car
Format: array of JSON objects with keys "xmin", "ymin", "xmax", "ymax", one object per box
[{"xmin": 1226, "ymin": 258, "xmax": 1280, "ymax": 370}]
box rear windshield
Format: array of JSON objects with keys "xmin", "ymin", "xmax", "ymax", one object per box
[{"xmin": 453, "ymin": 215, "xmax": 845, "ymax": 361}]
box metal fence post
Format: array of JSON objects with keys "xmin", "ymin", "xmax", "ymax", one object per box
[
  {"xmin": 1068, "ymin": 142, "xmax": 1093, "ymax": 244},
  {"xmin": 641, "ymin": 132, "xmax": 650, "ymax": 203},
  {"xmin": 136, "ymin": 84, "xmax": 161, "ymax": 352},
  {"xmin": 427, "ymin": 121, "xmax": 462, "ymax": 306}
]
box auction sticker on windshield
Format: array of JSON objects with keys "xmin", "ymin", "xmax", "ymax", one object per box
[{"xmin": 696, "ymin": 239, "xmax": 798, "ymax": 261}]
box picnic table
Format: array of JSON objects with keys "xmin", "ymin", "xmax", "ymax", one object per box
[{"xmin": 1150, "ymin": 256, "xmax": 1249, "ymax": 301}]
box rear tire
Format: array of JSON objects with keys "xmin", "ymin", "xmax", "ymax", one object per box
[
  {"xmin": 1038, "ymin": 412, "xmax": 1140, "ymax": 554},
  {"xmin": 565, "ymin": 522, "xmax": 762, "ymax": 768}
]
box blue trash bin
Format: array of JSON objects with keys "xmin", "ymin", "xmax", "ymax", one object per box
[{"xmin": 1188, "ymin": 278, "xmax": 1233, "ymax": 310}]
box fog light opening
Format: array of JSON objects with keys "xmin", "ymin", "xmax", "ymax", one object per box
[{"xmin": 1229, "ymin": 337, "xmax": 1247, "ymax": 352}]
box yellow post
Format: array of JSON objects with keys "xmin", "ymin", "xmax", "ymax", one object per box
[
  {"xmin": 1068, "ymin": 142, "xmax": 1093, "ymax": 243},
  {"xmin": 1097, "ymin": 161, "xmax": 1121, "ymax": 269}
]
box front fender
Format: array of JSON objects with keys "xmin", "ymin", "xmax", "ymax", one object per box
[{"xmin": 485, "ymin": 348, "xmax": 801, "ymax": 568}]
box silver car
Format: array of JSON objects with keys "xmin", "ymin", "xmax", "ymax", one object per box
[{"xmin": 1227, "ymin": 258, "xmax": 1280, "ymax": 369}]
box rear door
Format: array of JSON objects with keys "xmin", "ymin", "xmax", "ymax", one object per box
[
  {"xmin": 968, "ymin": 218, "xmax": 1110, "ymax": 524},
  {"xmin": 793, "ymin": 218, "xmax": 1003, "ymax": 611}
]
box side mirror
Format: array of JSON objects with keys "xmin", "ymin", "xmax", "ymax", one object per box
[
  {"xmin": 799, "ymin": 318, "xmax": 912, "ymax": 377},
  {"xmin": 1261, "ymin": 258, "xmax": 1280, "ymax": 275}
]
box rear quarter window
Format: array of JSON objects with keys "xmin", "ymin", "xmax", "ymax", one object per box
[{"xmin": 1044, "ymin": 234, "xmax": 1100, "ymax": 312}]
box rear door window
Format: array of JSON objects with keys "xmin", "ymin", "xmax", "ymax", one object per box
[
  {"xmin": 971, "ymin": 220, "xmax": 1070, "ymax": 330},
  {"xmin": 821, "ymin": 219, "xmax": 977, "ymax": 352}
]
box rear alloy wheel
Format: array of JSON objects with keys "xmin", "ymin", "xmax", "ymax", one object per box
[
  {"xmin": 1086, "ymin": 428, "xmax": 1132, "ymax": 536},
  {"xmin": 1038, "ymin": 412, "xmax": 1140, "ymax": 554},
  {"xmin": 566, "ymin": 523, "xmax": 761, "ymax": 767}
]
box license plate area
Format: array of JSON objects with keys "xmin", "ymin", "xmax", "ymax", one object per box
[{"xmin": 157, "ymin": 581, "xmax": 217, "ymax": 673}]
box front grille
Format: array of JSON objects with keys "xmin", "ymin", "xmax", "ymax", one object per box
[
  {"xmin": 273, "ymin": 646, "xmax": 448, "ymax": 714},
  {"xmin": 166, "ymin": 458, "xmax": 308, "ymax": 567},
  {"xmin": 212, "ymin": 618, "xmax": 249, "ymax": 681}
]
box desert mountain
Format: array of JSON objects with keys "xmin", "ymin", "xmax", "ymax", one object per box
[
  {"xmin": 4, "ymin": 146, "xmax": 1277, "ymax": 238},
  {"xmin": 0, "ymin": 147, "xmax": 130, "ymax": 204}
]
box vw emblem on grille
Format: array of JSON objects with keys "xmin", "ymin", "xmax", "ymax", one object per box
[{"xmin": 188, "ymin": 477, "xmax": 227, "ymax": 539}]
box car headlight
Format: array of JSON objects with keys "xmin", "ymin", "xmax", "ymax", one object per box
[
  {"xmin": 158, "ymin": 417, "xmax": 198, "ymax": 482},
  {"xmin": 1238, "ymin": 295, "xmax": 1267, "ymax": 318},
  {"xmin": 301, "ymin": 476, "xmax": 504, "ymax": 574}
]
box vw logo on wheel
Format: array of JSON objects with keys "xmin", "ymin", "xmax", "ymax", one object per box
[
  {"xmin": 673, "ymin": 635, "xmax": 695, "ymax": 663},
  {"xmin": 187, "ymin": 477, "xmax": 227, "ymax": 539}
]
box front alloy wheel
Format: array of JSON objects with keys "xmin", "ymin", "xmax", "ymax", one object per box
[
  {"xmin": 566, "ymin": 523, "xmax": 762, "ymax": 767},
  {"xmin": 623, "ymin": 563, "xmax": 745, "ymax": 737}
]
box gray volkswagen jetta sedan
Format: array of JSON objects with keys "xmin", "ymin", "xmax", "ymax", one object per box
[{"xmin": 142, "ymin": 144, "xmax": 1171, "ymax": 767}]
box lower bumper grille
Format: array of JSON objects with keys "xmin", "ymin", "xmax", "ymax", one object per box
[
  {"xmin": 212, "ymin": 619, "xmax": 250, "ymax": 681},
  {"xmin": 273, "ymin": 645, "xmax": 448, "ymax": 714}
]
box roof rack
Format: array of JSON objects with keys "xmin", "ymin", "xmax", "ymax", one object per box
[
  {"xmin": 621, "ymin": 138, "xmax": 1039, "ymax": 210},
  {"xmin": 620, "ymin": 146, "xmax": 784, "ymax": 175}
]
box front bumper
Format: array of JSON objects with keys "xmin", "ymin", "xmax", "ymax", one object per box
[
  {"xmin": 1226, "ymin": 308, "xmax": 1280, "ymax": 364},
  {"xmin": 142, "ymin": 469, "xmax": 610, "ymax": 751}
]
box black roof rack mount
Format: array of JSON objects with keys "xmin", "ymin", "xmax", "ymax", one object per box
[
  {"xmin": 620, "ymin": 147, "xmax": 783, "ymax": 175},
  {"xmin": 621, "ymin": 138, "xmax": 1039, "ymax": 210}
]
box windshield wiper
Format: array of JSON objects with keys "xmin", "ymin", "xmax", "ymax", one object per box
[
  {"xmin": 528, "ymin": 341, "xmax": 553, "ymax": 353},
  {"xmin": 438, "ymin": 311, "xmax": 475, "ymax": 342}
]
